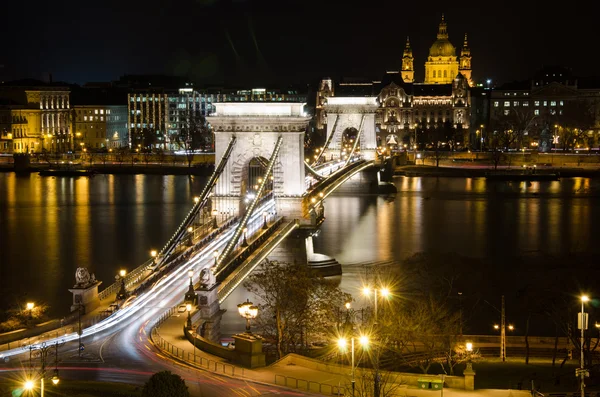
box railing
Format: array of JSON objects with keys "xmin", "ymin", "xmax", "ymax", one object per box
[
  {"xmin": 274, "ymin": 374, "xmax": 345, "ymax": 396},
  {"xmin": 217, "ymin": 218, "xmax": 299, "ymax": 303},
  {"xmin": 149, "ymin": 307, "xmax": 348, "ymax": 396},
  {"xmin": 98, "ymin": 258, "xmax": 154, "ymax": 301},
  {"xmin": 150, "ymin": 307, "xmax": 244, "ymax": 378}
]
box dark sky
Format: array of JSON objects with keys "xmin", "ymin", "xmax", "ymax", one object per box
[{"xmin": 1, "ymin": 0, "xmax": 598, "ymax": 86}]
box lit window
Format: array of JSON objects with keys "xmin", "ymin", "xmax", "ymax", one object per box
[
  {"xmin": 550, "ymin": 101, "xmax": 556, "ymax": 106},
  {"xmin": 100, "ymin": 109, "xmax": 104, "ymax": 114},
  {"xmin": 550, "ymin": 109, "xmax": 556, "ymax": 115},
  {"xmin": 534, "ymin": 109, "xmax": 540, "ymax": 115},
  {"xmin": 504, "ymin": 101, "xmax": 510, "ymax": 107},
  {"xmin": 543, "ymin": 101, "xmax": 547, "ymax": 106},
  {"xmin": 504, "ymin": 110, "xmax": 510, "ymax": 116},
  {"xmin": 514, "ymin": 101, "xmax": 519, "ymax": 106},
  {"xmin": 493, "ymin": 101, "xmax": 499, "ymax": 107},
  {"xmin": 95, "ymin": 109, "xmax": 98, "ymax": 114},
  {"xmin": 559, "ymin": 101, "xmax": 564, "ymax": 106},
  {"xmin": 100, "ymin": 116, "xmax": 104, "ymax": 121},
  {"xmin": 84, "ymin": 116, "xmax": 87, "ymax": 121},
  {"xmin": 534, "ymin": 101, "xmax": 539, "ymax": 106},
  {"xmin": 523, "ymin": 101, "xmax": 529, "ymax": 107},
  {"xmin": 559, "ymin": 110, "xmax": 563, "ymax": 115}
]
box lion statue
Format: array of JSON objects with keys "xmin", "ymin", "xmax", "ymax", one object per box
[{"xmin": 75, "ymin": 267, "xmax": 91, "ymax": 288}]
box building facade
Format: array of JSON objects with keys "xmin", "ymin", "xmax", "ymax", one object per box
[
  {"xmin": 0, "ymin": 82, "xmax": 71, "ymax": 153},
  {"xmin": 490, "ymin": 66, "xmax": 600, "ymax": 151},
  {"xmin": 316, "ymin": 16, "xmax": 473, "ymax": 149}
]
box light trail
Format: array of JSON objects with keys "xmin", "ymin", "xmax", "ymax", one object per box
[{"xmin": 0, "ymin": 200, "xmax": 276, "ymax": 359}]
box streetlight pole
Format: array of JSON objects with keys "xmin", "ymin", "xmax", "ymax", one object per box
[
  {"xmin": 579, "ymin": 295, "xmax": 589, "ymax": 397},
  {"xmin": 501, "ymin": 295, "xmax": 506, "ymax": 362},
  {"xmin": 238, "ymin": 299, "xmax": 258, "ymax": 334}
]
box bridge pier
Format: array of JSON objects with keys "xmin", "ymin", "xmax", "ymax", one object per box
[{"xmin": 195, "ymin": 280, "xmax": 224, "ymax": 342}]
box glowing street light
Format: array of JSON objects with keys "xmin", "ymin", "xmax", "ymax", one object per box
[
  {"xmin": 150, "ymin": 250, "xmax": 157, "ymax": 258},
  {"xmin": 338, "ymin": 335, "xmax": 369, "ymax": 397},
  {"xmin": 362, "ymin": 286, "xmax": 390, "ymax": 323},
  {"xmin": 237, "ymin": 299, "xmax": 259, "ymax": 333},
  {"xmin": 24, "ymin": 380, "xmax": 34, "ymax": 390},
  {"xmin": 194, "ymin": 196, "xmax": 200, "ymax": 204},
  {"xmin": 579, "ymin": 295, "xmax": 590, "ymax": 396}
]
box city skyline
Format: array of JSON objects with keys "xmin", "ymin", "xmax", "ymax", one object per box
[{"xmin": 2, "ymin": 1, "xmax": 599, "ymax": 86}]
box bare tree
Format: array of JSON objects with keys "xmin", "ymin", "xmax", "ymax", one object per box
[
  {"xmin": 244, "ymin": 260, "xmax": 351, "ymax": 359},
  {"xmin": 178, "ymin": 107, "xmax": 210, "ymax": 167}
]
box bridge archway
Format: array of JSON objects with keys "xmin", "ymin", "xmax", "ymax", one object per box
[
  {"xmin": 208, "ymin": 103, "xmax": 310, "ymax": 220},
  {"xmin": 323, "ymin": 97, "xmax": 378, "ymax": 161},
  {"xmin": 245, "ymin": 156, "xmax": 274, "ymax": 202}
]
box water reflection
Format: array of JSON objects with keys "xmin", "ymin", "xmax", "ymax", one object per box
[{"xmin": 0, "ymin": 173, "xmax": 206, "ymax": 317}]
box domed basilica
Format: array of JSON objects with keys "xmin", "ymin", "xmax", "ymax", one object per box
[{"xmin": 316, "ymin": 15, "xmax": 474, "ymax": 149}]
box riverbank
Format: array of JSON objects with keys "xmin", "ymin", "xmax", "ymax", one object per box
[
  {"xmin": 394, "ymin": 165, "xmax": 600, "ymax": 178},
  {"xmin": 0, "ymin": 162, "xmax": 214, "ymax": 176}
]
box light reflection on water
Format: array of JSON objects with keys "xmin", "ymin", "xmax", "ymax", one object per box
[{"xmin": 1, "ymin": 173, "xmax": 600, "ymax": 335}]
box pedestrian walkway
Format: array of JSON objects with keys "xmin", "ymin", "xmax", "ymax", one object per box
[{"xmin": 153, "ymin": 311, "xmax": 532, "ymax": 397}]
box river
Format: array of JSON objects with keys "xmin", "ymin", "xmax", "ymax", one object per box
[{"xmin": 1, "ymin": 172, "xmax": 599, "ymax": 336}]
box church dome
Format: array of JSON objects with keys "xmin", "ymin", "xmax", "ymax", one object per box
[
  {"xmin": 429, "ymin": 39, "xmax": 456, "ymax": 57},
  {"xmin": 428, "ymin": 14, "xmax": 456, "ymax": 58}
]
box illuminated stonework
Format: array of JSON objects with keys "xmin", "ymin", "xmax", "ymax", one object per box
[
  {"xmin": 208, "ymin": 102, "xmax": 310, "ymax": 218},
  {"xmin": 424, "ymin": 14, "xmax": 463, "ymax": 85}
]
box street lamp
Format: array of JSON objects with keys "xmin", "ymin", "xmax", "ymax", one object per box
[
  {"xmin": 26, "ymin": 302, "xmax": 34, "ymax": 319},
  {"xmin": 465, "ymin": 342, "xmax": 474, "ymax": 371},
  {"xmin": 262, "ymin": 211, "xmax": 268, "ymax": 230},
  {"xmin": 362, "ymin": 286, "xmax": 390, "ymax": 323},
  {"xmin": 194, "ymin": 196, "xmax": 200, "ymax": 204},
  {"xmin": 116, "ymin": 269, "xmax": 127, "ymax": 300},
  {"xmin": 578, "ymin": 295, "xmax": 590, "ymax": 397},
  {"xmin": 237, "ymin": 299, "xmax": 259, "ymax": 333},
  {"xmin": 338, "ymin": 335, "xmax": 369, "ymax": 397},
  {"xmin": 241, "ymin": 227, "xmax": 248, "ymax": 247},
  {"xmin": 150, "ymin": 250, "xmax": 157, "ymax": 258}
]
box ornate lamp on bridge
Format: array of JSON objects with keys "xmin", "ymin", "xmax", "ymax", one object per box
[
  {"xmin": 116, "ymin": 269, "xmax": 127, "ymax": 300},
  {"xmin": 184, "ymin": 268, "xmax": 197, "ymax": 304},
  {"xmin": 237, "ymin": 299, "xmax": 258, "ymax": 333}
]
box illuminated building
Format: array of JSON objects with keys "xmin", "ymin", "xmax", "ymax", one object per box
[
  {"xmin": 316, "ymin": 16, "xmax": 473, "ymax": 148},
  {"xmin": 0, "ymin": 80, "xmax": 71, "ymax": 153}
]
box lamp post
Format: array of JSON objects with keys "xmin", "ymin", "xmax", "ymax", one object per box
[
  {"xmin": 241, "ymin": 227, "xmax": 248, "ymax": 247},
  {"xmin": 262, "ymin": 211, "xmax": 268, "ymax": 230},
  {"xmin": 578, "ymin": 295, "xmax": 590, "ymax": 397},
  {"xmin": 186, "ymin": 303, "xmax": 192, "ymax": 329},
  {"xmin": 116, "ymin": 269, "xmax": 127, "ymax": 300},
  {"xmin": 26, "ymin": 340, "xmax": 64, "ymax": 396},
  {"xmin": 237, "ymin": 299, "xmax": 259, "ymax": 333},
  {"xmin": 362, "ymin": 286, "xmax": 390, "ymax": 324},
  {"xmin": 338, "ymin": 335, "xmax": 369, "ymax": 397},
  {"xmin": 212, "ymin": 209, "xmax": 218, "ymax": 229},
  {"xmin": 150, "ymin": 249, "xmax": 157, "ymax": 258}
]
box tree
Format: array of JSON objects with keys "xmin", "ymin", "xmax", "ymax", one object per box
[
  {"xmin": 555, "ymin": 99, "xmax": 597, "ymax": 152},
  {"xmin": 142, "ymin": 371, "xmax": 189, "ymax": 397},
  {"xmin": 492, "ymin": 107, "xmax": 539, "ymax": 149},
  {"xmin": 244, "ymin": 260, "xmax": 351, "ymax": 359},
  {"xmin": 178, "ymin": 107, "xmax": 210, "ymax": 167}
]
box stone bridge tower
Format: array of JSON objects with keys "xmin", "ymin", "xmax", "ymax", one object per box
[{"xmin": 208, "ymin": 102, "xmax": 311, "ymax": 220}]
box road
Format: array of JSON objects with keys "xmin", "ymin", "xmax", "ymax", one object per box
[{"xmin": 0, "ymin": 199, "xmax": 317, "ymax": 396}]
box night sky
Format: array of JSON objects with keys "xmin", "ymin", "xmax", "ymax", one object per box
[{"xmin": 2, "ymin": 0, "xmax": 598, "ymax": 86}]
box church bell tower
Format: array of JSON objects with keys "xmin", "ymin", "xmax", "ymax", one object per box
[
  {"xmin": 459, "ymin": 33, "xmax": 473, "ymax": 86},
  {"xmin": 401, "ymin": 36, "xmax": 414, "ymax": 83}
]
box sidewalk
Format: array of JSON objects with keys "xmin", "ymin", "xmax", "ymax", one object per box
[{"xmin": 154, "ymin": 312, "xmax": 531, "ymax": 397}]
